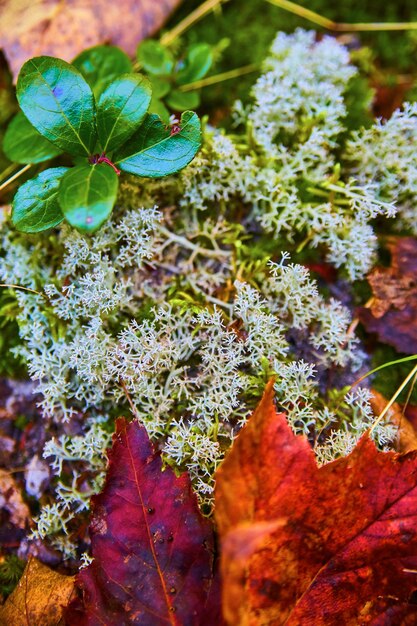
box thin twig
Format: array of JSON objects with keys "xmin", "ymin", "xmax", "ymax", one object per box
[
  {"xmin": 0, "ymin": 164, "xmax": 31, "ymax": 193},
  {"xmin": 179, "ymin": 63, "xmax": 259, "ymax": 92},
  {"xmin": 158, "ymin": 225, "xmax": 230, "ymax": 259},
  {"xmin": 344, "ymin": 297, "xmax": 374, "ymax": 346},
  {"xmin": 266, "ymin": 0, "xmax": 417, "ymax": 31},
  {"xmin": 120, "ymin": 379, "xmax": 141, "ymax": 421},
  {"xmin": 161, "ymin": 0, "xmax": 230, "ymax": 46},
  {"xmin": 188, "ymin": 278, "xmax": 233, "ymax": 312}
]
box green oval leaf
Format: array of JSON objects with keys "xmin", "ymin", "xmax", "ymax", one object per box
[
  {"xmin": 3, "ymin": 112, "xmax": 63, "ymax": 164},
  {"xmin": 16, "ymin": 56, "xmax": 97, "ymax": 157},
  {"xmin": 137, "ymin": 40, "xmax": 174, "ymax": 76},
  {"xmin": 72, "ymin": 45, "xmax": 132, "ymax": 97},
  {"xmin": 97, "ymin": 73, "xmax": 152, "ymax": 153},
  {"xmin": 11, "ymin": 167, "xmax": 68, "ymax": 233},
  {"xmin": 165, "ymin": 89, "xmax": 200, "ymax": 111},
  {"xmin": 58, "ymin": 164, "xmax": 119, "ymax": 233},
  {"xmin": 115, "ymin": 111, "xmax": 201, "ymax": 178},
  {"xmin": 176, "ymin": 44, "xmax": 213, "ymax": 85},
  {"xmin": 148, "ymin": 75, "xmax": 171, "ymax": 99}
]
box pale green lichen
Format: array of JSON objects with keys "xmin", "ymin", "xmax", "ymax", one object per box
[{"xmin": 1, "ymin": 28, "xmax": 409, "ymax": 555}]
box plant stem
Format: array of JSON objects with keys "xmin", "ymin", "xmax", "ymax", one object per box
[
  {"xmin": 161, "ymin": 0, "xmax": 230, "ymax": 46},
  {"xmin": 0, "ymin": 163, "xmax": 19, "ymax": 184},
  {"xmin": 0, "ymin": 283, "xmax": 41, "ymax": 296},
  {"xmin": 371, "ymin": 363, "xmax": 417, "ymax": 433},
  {"xmin": 265, "ymin": 0, "xmax": 334, "ymax": 28},
  {"xmin": 401, "ymin": 368, "xmax": 417, "ymax": 418},
  {"xmin": 179, "ymin": 63, "xmax": 259, "ymax": 92},
  {"xmin": 265, "ymin": 0, "xmax": 417, "ymax": 31},
  {"xmin": 350, "ymin": 355, "xmax": 417, "ymax": 389},
  {"xmin": 120, "ymin": 379, "xmax": 141, "ymax": 421},
  {"xmin": 337, "ymin": 21, "xmax": 417, "ymax": 32},
  {"xmin": 0, "ymin": 164, "xmax": 31, "ymax": 193}
]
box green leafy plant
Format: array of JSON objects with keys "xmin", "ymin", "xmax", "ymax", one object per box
[
  {"xmin": 0, "ymin": 289, "xmax": 26, "ymax": 377},
  {"xmin": 137, "ymin": 40, "xmax": 213, "ymax": 121},
  {"xmin": 0, "ymin": 555, "xmax": 25, "ymax": 599},
  {"xmin": 3, "ymin": 55, "xmax": 202, "ymax": 234}
]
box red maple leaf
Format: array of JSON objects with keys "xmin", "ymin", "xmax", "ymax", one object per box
[
  {"xmin": 215, "ymin": 380, "xmax": 417, "ymax": 625},
  {"xmin": 65, "ymin": 418, "xmax": 221, "ymax": 626}
]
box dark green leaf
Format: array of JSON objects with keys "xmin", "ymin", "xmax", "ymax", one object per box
[
  {"xmin": 0, "ymin": 63, "xmax": 17, "ymax": 126},
  {"xmin": 96, "ymin": 74, "xmax": 151, "ymax": 152},
  {"xmin": 58, "ymin": 164, "xmax": 119, "ymax": 233},
  {"xmin": 11, "ymin": 167, "xmax": 68, "ymax": 233},
  {"xmin": 176, "ymin": 44, "xmax": 213, "ymax": 85},
  {"xmin": 3, "ymin": 112, "xmax": 63, "ymax": 164},
  {"xmin": 0, "ymin": 130, "xmax": 11, "ymax": 172},
  {"xmin": 72, "ymin": 45, "xmax": 132, "ymax": 97},
  {"xmin": 16, "ymin": 56, "xmax": 97, "ymax": 157},
  {"xmin": 149, "ymin": 97, "xmax": 171, "ymax": 123},
  {"xmin": 115, "ymin": 111, "xmax": 201, "ymax": 178},
  {"xmin": 166, "ymin": 89, "xmax": 200, "ymax": 111},
  {"xmin": 137, "ymin": 40, "xmax": 174, "ymax": 76}
]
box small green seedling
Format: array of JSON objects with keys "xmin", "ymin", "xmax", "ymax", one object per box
[
  {"xmin": 137, "ymin": 40, "xmax": 213, "ymax": 122},
  {"xmin": 3, "ymin": 53, "xmax": 202, "ymax": 234}
]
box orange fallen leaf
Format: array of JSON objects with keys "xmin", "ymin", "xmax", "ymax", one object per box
[
  {"xmin": 221, "ymin": 520, "xmax": 285, "ymax": 625},
  {"xmin": 215, "ymin": 380, "xmax": 417, "ymax": 625},
  {"xmin": 0, "ymin": 0, "xmax": 182, "ymax": 79},
  {"xmin": 0, "ymin": 557, "xmax": 75, "ymax": 625}
]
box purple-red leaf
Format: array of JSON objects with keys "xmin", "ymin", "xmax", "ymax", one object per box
[{"xmin": 65, "ymin": 417, "xmax": 219, "ymax": 626}]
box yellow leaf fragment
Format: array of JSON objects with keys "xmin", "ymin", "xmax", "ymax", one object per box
[{"xmin": 0, "ymin": 558, "xmax": 75, "ymax": 626}]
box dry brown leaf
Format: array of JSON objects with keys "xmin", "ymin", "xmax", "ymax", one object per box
[
  {"xmin": 0, "ymin": 468, "xmax": 30, "ymax": 528},
  {"xmin": 0, "ymin": 0, "xmax": 182, "ymax": 79},
  {"xmin": 367, "ymin": 268, "xmax": 417, "ymax": 318},
  {"xmin": 0, "ymin": 557, "xmax": 75, "ymax": 625},
  {"xmin": 359, "ymin": 237, "xmax": 417, "ymax": 354},
  {"xmin": 370, "ymin": 388, "xmax": 417, "ymax": 453},
  {"xmin": 25, "ymin": 454, "xmax": 50, "ymax": 498}
]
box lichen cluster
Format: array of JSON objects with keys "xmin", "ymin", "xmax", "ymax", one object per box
[{"xmin": 2, "ymin": 29, "xmax": 412, "ymax": 556}]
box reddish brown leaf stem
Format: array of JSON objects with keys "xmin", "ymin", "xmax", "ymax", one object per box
[{"xmin": 88, "ymin": 153, "xmax": 121, "ymax": 175}]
